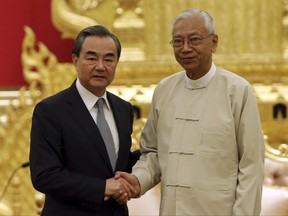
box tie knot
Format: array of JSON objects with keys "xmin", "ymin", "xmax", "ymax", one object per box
[{"xmin": 96, "ymin": 98, "xmax": 104, "ymax": 109}]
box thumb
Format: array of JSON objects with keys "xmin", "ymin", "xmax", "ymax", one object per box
[
  {"xmin": 115, "ymin": 171, "xmax": 126, "ymax": 178},
  {"xmin": 114, "ymin": 172, "xmax": 121, "ymax": 179}
]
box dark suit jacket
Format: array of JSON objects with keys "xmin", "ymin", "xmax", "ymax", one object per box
[{"xmin": 29, "ymin": 81, "xmax": 137, "ymax": 216}]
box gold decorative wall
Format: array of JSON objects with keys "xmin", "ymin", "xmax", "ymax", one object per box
[
  {"xmin": 1, "ymin": 0, "xmax": 288, "ymax": 215},
  {"xmin": 51, "ymin": 0, "xmax": 288, "ymax": 85}
]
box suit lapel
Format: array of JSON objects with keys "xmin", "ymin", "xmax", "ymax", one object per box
[
  {"xmin": 107, "ymin": 93, "xmax": 132, "ymax": 171},
  {"xmin": 66, "ymin": 82, "xmax": 113, "ymax": 172}
]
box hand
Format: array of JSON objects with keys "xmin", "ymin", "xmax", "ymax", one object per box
[
  {"xmin": 104, "ymin": 177, "xmax": 135, "ymax": 204},
  {"xmin": 112, "ymin": 176, "xmax": 136, "ymax": 204},
  {"xmin": 115, "ymin": 171, "xmax": 141, "ymax": 199}
]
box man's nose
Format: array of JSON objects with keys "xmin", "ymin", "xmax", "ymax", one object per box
[
  {"xmin": 181, "ymin": 40, "xmax": 193, "ymax": 51},
  {"xmin": 94, "ymin": 59, "xmax": 105, "ymax": 70}
]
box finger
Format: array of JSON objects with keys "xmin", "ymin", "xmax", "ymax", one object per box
[
  {"xmin": 113, "ymin": 184, "xmax": 124, "ymax": 199},
  {"xmin": 116, "ymin": 171, "xmax": 128, "ymax": 179},
  {"xmin": 113, "ymin": 189, "xmax": 126, "ymax": 203},
  {"xmin": 114, "ymin": 173, "xmax": 120, "ymax": 179},
  {"xmin": 114, "ymin": 191, "xmax": 128, "ymax": 204},
  {"xmin": 114, "ymin": 174, "xmax": 121, "ymax": 180},
  {"xmin": 104, "ymin": 195, "xmax": 110, "ymax": 201},
  {"xmin": 113, "ymin": 189, "xmax": 124, "ymax": 199},
  {"xmin": 123, "ymin": 177, "xmax": 137, "ymax": 194},
  {"xmin": 118, "ymin": 178, "xmax": 132, "ymax": 199}
]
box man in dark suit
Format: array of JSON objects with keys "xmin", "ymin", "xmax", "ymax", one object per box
[{"xmin": 29, "ymin": 25, "xmax": 137, "ymax": 216}]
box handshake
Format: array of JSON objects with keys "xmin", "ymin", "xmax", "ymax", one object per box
[{"xmin": 104, "ymin": 171, "xmax": 141, "ymax": 204}]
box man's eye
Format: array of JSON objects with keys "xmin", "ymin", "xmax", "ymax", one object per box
[
  {"xmin": 87, "ymin": 58, "xmax": 96, "ymax": 61},
  {"xmin": 173, "ymin": 39, "xmax": 183, "ymax": 44},
  {"xmin": 190, "ymin": 37, "xmax": 201, "ymax": 42}
]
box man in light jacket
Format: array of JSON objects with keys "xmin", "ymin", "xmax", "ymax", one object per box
[{"xmin": 117, "ymin": 8, "xmax": 265, "ymax": 216}]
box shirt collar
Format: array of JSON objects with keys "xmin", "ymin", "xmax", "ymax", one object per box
[
  {"xmin": 76, "ymin": 79, "xmax": 111, "ymax": 111},
  {"xmin": 185, "ymin": 63, "xmax": 216, "ymax": 90}
]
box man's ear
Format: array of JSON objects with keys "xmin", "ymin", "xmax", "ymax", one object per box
[
  {"xmin": 72, "ymin": 54, "xmax": 78, "ymax": 71},
  {"xmin": 211, "ymin": 34, "xmax": 218, "ymax": 53}
]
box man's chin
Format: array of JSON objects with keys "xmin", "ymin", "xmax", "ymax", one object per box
[
  {"xmin": 182, "ymin": 64, "xmax": 198, "ymax": 72},
  {"xmin": 178, "ymin": 59, "xmax": 197, "ymax": 68}
]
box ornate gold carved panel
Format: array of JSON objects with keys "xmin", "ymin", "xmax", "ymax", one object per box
[
  {"xmin": 1, "ymin": 1, "xmax": 288, "ymax": 214},
  {"xmin": 50, "ymin": 0, "xmax": 288, "ymax": 85}
]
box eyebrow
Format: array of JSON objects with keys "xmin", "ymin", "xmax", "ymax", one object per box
[
  {"xmin": 85, "ymin": 50, "xmax": 116, "ymax": 58},
  {"xmin": 173, "ymin": 32, "xmax": 201, "ymax": 38},
  {"xmin": 86, "ymin": 50, "xmax": 97, "ymax": 55}
]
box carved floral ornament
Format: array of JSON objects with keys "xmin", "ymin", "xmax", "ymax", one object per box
[
  {"xmin": 265, "ymin": 135, "xmax": 288, "ymax": 162},
  {"xmin": 69, "ymin": 0, "xmax": 105, "ymax": 11},
  {"xmin": 51, "ymin": 0, "xmax": 144, "ymax": 39}
]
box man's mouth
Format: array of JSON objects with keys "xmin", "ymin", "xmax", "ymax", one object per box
[
  {"xmin": 92, "ymin": 75, "xmax": 105, "ymax": 79},
  {"xmin": 180, "ymin": 57, "xmax": 194, "ymax": 63}
]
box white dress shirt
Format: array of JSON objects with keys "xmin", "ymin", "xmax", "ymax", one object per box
[{"xmin": 76, "ymin": 79, "xmax": 119, "ymax": 157}]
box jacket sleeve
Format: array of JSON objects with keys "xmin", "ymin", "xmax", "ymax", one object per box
[
  {"xmin": 29, "ymin": 101, "xmax": 106, "ymax": 210},
  {"xmin": 233, "ymin": 85, "xmax": 265, "ymax": 216},
  {"xmin": 132, "ymin": 85, "xmax": 162, "ymax": 196}
]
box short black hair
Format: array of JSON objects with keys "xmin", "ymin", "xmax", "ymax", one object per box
[{"xmin": 72, "ymin": 25, "xmax": 121, "ymax": 60}]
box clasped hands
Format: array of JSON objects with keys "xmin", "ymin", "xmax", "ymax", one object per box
[{"xmin": 104, "ymin": 172, "xmax": 140, "ymax": 204}]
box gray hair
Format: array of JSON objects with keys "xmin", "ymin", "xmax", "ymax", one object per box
[{"xmin": 172, "ymin": 8, "xmax": 215, "ymax": 34}]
